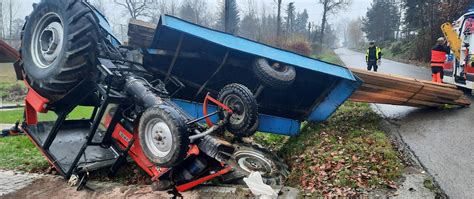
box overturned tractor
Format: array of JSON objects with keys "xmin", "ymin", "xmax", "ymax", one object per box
[{"xmin": 15, "ymin": 0, "xmax": 360, "ymax": 191}]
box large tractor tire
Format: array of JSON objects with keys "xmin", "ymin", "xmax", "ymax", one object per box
[
  {"xmin": 21, "ymin": 0, "xmax": 100, "ymax": 102},
  {"xmin": 138, "ymin": 105, "xmax": 190, "ymax": 168},
  {"xmin": 220, "ymin": 143, "xmax": 289, "ymax": 186}
]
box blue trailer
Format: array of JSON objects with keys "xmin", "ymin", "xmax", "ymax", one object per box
[{"xmin": 141, "ymin": 15, "xmax": 362, "ymax": 136}]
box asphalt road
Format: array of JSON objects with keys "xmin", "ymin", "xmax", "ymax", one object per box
[{"xmin": 335, "ymin": 48, "xmax": 474, "ymax": 198}]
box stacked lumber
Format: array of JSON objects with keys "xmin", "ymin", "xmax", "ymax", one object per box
[
  {"xmin": 349, "ymin": 68, "xmax": 471, "ymax": 107},
  {"xmin": 128, "ymin": 19, "xmax": 156, "ymax": 48}
]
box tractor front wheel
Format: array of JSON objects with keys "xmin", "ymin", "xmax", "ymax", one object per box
[{"xmin": 138, "ymin": 105, "xmax": 190, "ymax": 168}]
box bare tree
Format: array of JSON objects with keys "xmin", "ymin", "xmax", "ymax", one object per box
[
  {"xmin": 114, "ymin": 0, "xmax": 149, "ymax": 19},
  {"xmin": 337, "ymin": 18, "xmax": 349, "ymax": 46},
  {"xmin": 179, "ymin": 0, "xmax": 210, "ymax": 26},
  {"xmin": 89, "ymin": 0, "xmax": 107, "ymax": 15},
  {"xmin": 240, "ymin": 0, "xmax": 258, "ymax": 39},
  {"xmin": 0, "ymin": 0, "xmax": 3, "ymax": 38},
  {"xmin": 316, "ymin": 0, "xmax": 351, "ymax": 50},
  {"xmin": 147, "ymin": 0, "xmax": 181, "ymax": 23},
  {"xmin": 346, "ymin": 18, "xmax": 364, "ymax": 48},
  {"xmin": 3, "ymin": 0, "xmax": 19, "ymax": 39}
]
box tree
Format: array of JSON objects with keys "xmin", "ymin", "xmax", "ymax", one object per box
[
  {"xmin": 316, "ymin": 0, "xmax": 351, "ymax": 50},
  {"xmin": 275, "ymin": 0, "xmax": 283, "ymax": 45},
  {"xmin": 3, "ymin": 0, "xmax": 19, "ymax": 39},
  {"xmin": 295, "ymin": 9, "xmax": 309, "ymax": 34},
  {"xmin": 336, "ymin": 18, "xmax": 349, "ymax": 46},
  {"xmin": 89, "ymin": 0, "xmax": 107, "ymax": 15},
  {"xmin": 362, "ymin": 0, "xmax": 400, "ymax": 42},
  {"xmin": 147, "ymin": 0, "xmax": 181, "ymax": 23},
  {"xmin": 400, "ymin": 0, "xmax": 470, "ymax": 61},
  {"xmin": 285, "ymin": 2, "xmax": 296, "ymax": 34},
  {"xmin": 218, "ymin": 0, "xmax": 239, "ymax": 34},
  {"xmin": 239, "ymin": 0, "xmax": 258, "ymax": 39},
  {"xmin": 0, "ymin": 0, "xmax": 3, "ymax": 38},
  {"xmin": 179, "ymin": 0, "xmax": 210, "ymax": 27},
  {"xmin": 114, "ymin": 0, "xmax": 149, "ymax": 19},
  {"xmin": 346, "ymin": 18, "xmax": 364, "ymax": 48}
]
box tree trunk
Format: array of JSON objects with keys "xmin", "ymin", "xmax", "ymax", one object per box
[
  {"xmin": 318, "ymin": 0, "xmax": 328, "ymax": 52},
  {"xmin": 9, "ymin": 0, "xmax": 12, "ymax": 39},
  {"xmin": 276, "ymin": 0, "xmax": 282, "ymax": 45},
  {"xmin": 224, "ymin": 0, "xmax": 230, "ymax": 33},
  {"xmin": 0, "ymin": 1, "xmax": 3, "ymax": 38}
]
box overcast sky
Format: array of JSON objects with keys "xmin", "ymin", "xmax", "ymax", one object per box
[{"xmin": 17, "ymin": 0, "xmax": 372, "ymax": 26}]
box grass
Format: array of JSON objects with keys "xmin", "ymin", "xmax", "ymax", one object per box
[
  {"xmin": 314, "ymin": 48, "xmax": 345, "ymax": 66},
  {"xmin": 255, "ymin": 102, "xmax": 403, "ymax": 196},
  {"xmin": 0, "ymin": 136, "xmax": 49, "ymax": 171},
  {"xmin": 0, "ymin": 106, "xmax": 95, "ymax": 171},
  {"xmin": 0, "ymin": 63, "xmax": 17, "ymax": 83},
  {"xmin": 0, "ymin": 64, "xmax": 26, "ymax": 103},
  {"xmin": 0, "ymin": 106, "xmax": 95, "ymax": 124}
]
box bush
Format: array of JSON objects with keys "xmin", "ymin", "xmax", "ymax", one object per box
[
  {"xmin": 283, "ymin": 37, "xmax": 312, "ymax": 56},
  {"xmin": 390, "ymin": 42, "xmax": 403, "ymax": 55}
]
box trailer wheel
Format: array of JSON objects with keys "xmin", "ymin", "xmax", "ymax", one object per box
[
  {"xmin": 220, "ymin": 143, "xmax": 289, "ymax": 186},
  {"xmin": 253, "ymin": 58, "xmax": 296, "ymax": 89},
  {"xmin": 21, "ymin": 0, "xmax": 99, "ymax": 101},
  {"xmin": 139, "ymin": 105, "xmax": 190, "ymax": 168},
  {"xmin": 218, "ymin": 84, "xmax": 259, "ymax": 137}
]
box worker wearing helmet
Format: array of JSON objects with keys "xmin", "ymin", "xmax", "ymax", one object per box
[
  {"xmin": 366, "ymin": 41, "xmax": 382, "ymax": 72},
  {"xmin": 431, "ymin": 37, "xmax": 450, "ymax": 83}
]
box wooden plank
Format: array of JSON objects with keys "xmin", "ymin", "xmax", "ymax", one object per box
[{"xmin": 349, "ymin": 68, "xmax": 471, "ymax": 107}]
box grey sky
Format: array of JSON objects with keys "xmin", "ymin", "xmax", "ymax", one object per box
[{"xmin": 18, "ymin": 0, "xmax": 372, "ymax": 26}]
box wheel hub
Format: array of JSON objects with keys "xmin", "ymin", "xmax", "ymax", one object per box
[
  {"xmin": 31, "ymin": 13, "xmax": 64, "ymax": 69},
  {"xmin": 144, "ymin": 118, "xmax": 173, "ymax": 158},
  {"xmin": 223, "ymin": 94, "xmax": 246, "ymax": 124},
  {"xmin": 236, "ymin": 152, "xmax": 273, "ymax": 175}
]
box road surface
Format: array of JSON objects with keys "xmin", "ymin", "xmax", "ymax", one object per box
[{"xmin": 336, "ymin": 48, "xmax": 474, "ymax": 198}]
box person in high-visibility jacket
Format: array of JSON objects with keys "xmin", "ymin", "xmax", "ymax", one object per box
[
  {"xmin": 366, "ymin": 41, "xmax": 382, "ymax": 72},
  {"xmin": 431, "ymin": 37, "xmax": 450, "ymax": 83}
]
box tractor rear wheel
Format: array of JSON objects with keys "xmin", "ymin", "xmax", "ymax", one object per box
[
  {"xmin": 21, "ymin": 0, "xmax": 99, "ymax": 101},
  {"xmin": 220, "ymin": 143, "xmax": 289, "ymax": 186}
]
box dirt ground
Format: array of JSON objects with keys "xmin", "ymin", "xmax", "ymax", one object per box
[{"xmin": 2, "ymin": 175, "xmax": 258, "ymax": 199}]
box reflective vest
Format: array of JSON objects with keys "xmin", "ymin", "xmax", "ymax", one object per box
[
  {"xmin": 431, "ymin": 50, "xmax": 446, "ymax": 67},
  {"xmin": 366, "ymin": 47, "xmax": 381, "ymax": 62}
]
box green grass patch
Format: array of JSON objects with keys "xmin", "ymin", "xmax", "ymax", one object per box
[
  {"xmin": 0, "ymin": 82, "xmax": 26, "ymax": 102},
  {"xmin": 0, "ymin": 106, "xmax": 95, "ymax": 123},
  {"xmin": 0, "ymin": 106, "xmax": 95, "ymax": 172},
  {"xmin": 314, "ymin": 48, "xmax": 345, "ymax": 66},
  {"xmin": 0, "ymin": 136, "xmax": 49, "ymax": 171}
]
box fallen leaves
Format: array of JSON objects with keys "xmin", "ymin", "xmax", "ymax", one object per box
[{"xmin": 279, "ymin": 102, "xmax": 404, "ymax": 197}]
